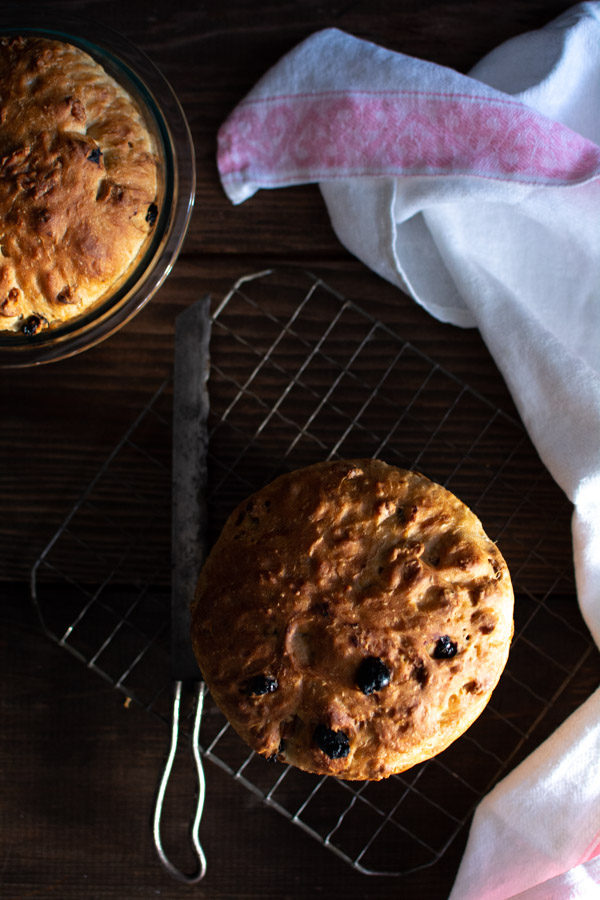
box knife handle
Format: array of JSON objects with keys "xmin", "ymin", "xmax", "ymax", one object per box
[{"xmin": 152, "ymin": 680, "xmax": 207, "ymax": 883}]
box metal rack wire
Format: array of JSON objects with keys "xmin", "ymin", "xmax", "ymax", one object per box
[{"xmin": 31, "ymin": 268, "xmax": 596, "ymax": 877}]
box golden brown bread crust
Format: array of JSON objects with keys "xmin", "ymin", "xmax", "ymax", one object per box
[
  {"xmin": 0, "ymin": 35, "xmax": 159, "ymax": 333},
  {"xmin": 191, "ymin": 459, "xmax": 514, "ymax": 781}
]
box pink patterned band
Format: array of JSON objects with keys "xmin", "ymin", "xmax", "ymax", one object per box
[{"xmin": 219, "ymin": 90, "xmax": 600, "ymax": 187}]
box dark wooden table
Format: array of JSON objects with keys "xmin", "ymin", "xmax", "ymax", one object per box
[{"xmin": 2, "ymin": 1, "xmax": 600, "ymax": 897}]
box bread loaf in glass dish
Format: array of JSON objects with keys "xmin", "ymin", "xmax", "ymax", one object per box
[
  {"xmin": 0, "ymin": 20, "xmax": 194, "ymax": 368},
  {"xmin": 0, "ymin": 35, "xmax": 159, "ymax": 335}
]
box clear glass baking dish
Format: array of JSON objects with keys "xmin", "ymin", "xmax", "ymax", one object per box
[{"xmin": 0, "ymin": 13, "xmax": 195, "ymax": 367}]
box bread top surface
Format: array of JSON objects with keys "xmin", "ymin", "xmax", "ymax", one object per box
[
  {"xmin": 191, "ymin": 459, "xmax": 514, "ymax": 781},
  {"xmin": 0, "ymin": 35, "xmax": 159, "ymax": 333}
]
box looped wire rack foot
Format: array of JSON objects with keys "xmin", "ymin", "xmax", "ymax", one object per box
[{"xmin": 31, "ymin": 268, "xmax": 597, "ymax": 877}]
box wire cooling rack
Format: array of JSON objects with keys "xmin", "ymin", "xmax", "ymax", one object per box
[{"xmin": 31, "ymin": 268, "xmax": 597, "ymax": 877}]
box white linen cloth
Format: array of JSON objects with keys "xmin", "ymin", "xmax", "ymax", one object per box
[{"xmin": 216, "ymin": 5, "xmax": 600, "ymax": 897}]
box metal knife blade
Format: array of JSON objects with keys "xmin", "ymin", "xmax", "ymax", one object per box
[{"xmin": 171, "ymin": 296, "xmax": 211, "ymax": 683}]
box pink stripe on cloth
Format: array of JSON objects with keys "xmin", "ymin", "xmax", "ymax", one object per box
[
  {"xmin": 578, "ymin": 832, "xmax": 600, "ymax": 866},
  {"xmin": 218, "ymin": 90, "xmax": 600, "ymax": 187}
]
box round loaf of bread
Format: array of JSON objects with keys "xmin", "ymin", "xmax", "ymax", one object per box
[
  {"xmin": 0, "ymin": 35, "xmax": 159, "ymax": 334},
  {"xmin": 191, "ymin": 459, "xmax": 514, "ymax": 780}
]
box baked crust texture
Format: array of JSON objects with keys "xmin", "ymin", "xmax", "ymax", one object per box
[
  {"xmin": 191, "ymin": 459, "xmax": 514, "ymax": 780},
  {"xmin": 0, "ymin": 35, "xmax": 159, "ymax": 333}
]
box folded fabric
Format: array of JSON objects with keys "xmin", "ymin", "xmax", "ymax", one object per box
[{"xmin": 217, "ymin": 5, "xmax": 600, "ymax": 897}]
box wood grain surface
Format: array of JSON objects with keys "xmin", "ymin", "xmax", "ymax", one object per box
[{"xmin": 1, "ymin": 1, "xmax": 599, "ymax": 897}]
